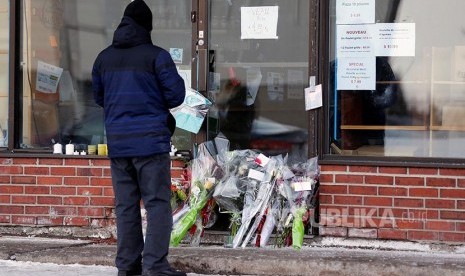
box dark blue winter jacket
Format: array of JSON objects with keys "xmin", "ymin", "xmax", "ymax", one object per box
[{"xmin": 92, "ymin": 16, "xmax": 185, "ymax": 158}]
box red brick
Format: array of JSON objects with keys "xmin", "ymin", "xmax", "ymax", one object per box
[
  {"xmin": 319, "ymin": 173, "xmax": 334, "ymax": 183},
  {"xmin": 90, "ymin": 197, "xmax": 114, "ymax": 206},
  {"xmin": 51, "ymin": 187, "xmax": 76, "ymax": 195},
  {"xmin": 379, "ymin": 187, "xmax": 407, "ymax": 196},
  {"xmin": 365, "ymin": 175, "xmax": 393, "ymax": 185},
  {"xmin": 364, "ymin": 197, "xmax": 392, "ymax": 206},
  {"xmin": 379, "ymin": 167, "xmax": 407, "ymax": 174},
  {"xmin": 0, "ymin": 215, "xmax": 10, "ymax": 223},
  {"xmin": 50, "ymin": 206, "xmax": 77, "ymax": 216},
  {"xmin": 64, "ymin": 216, "xmax": 89, "ymax": 226},
  {"xmin": 65, "ymin": 159, "xmax": 90, "ymax": 166},
  {"xmin": 349, "ymin": 185, "xmax": 376, "ymax": 195},
  {"xmin": 441, "ymin": 189, "xmax": 465, "ymax": 199},
  {"xmin": 103, "ymin": 168, "xmax": 112, "ymax": 177},
  {"xmin": 319, "ymin": 194, "xmax": 333, "ymax": 204},
  {"xmin": 440, "ymin": 168, "xmax": 465, "ymax": 176},
  {"xmin": 64, "ymin": 177, "xmax": 89, "ymax": 186},
  {"xmin": 439, "ymin": 232, "xmax": 465, "ymax": 243},
  {"xmin": 396, "ymin": 220, "xmax": 424, "ymax": 230},
  {"xmin": 13, "ymin": 158, "xmax": 37, "ymax": 165},
  {"xmin": 103, "ymin": 188, "xmax": 114, "ymax": 197},
  {"xmin": 320, "ymin": 185, "xmax": 348, "ymax": 195},
  {"xmin": 320, "ymin": 165, "xmax": 347, "ymax": 172},
  {"xmin": 63, "ymin": 197, "xmax": 89, "ymax": 206},
  {"xmin": 90, "ymin": 159, "xmax": 110, "ymax": 167},
  {"xmin": 90, "ymin": 178, "xmax": 112, "ymax": 187},
  {"xmin": 394, "ymin": 198, "xmax": 424, "ymax": 208},
  {"xmin": 318, "ymin": 226, "xmax": 348, "ymax": 237},
  {"xmin": 0, "ymin": 195, "xmax": 9, "ymax": 203},
  {"xmin": 335, "ymin": 175, "xmax": 364, "ymax": 184},
  {"xmin": 333, "ymin": 195, "xmax": 363, "ymax": 205},
  {"xmin": 409, "ymin": 188, "xmax": 438, "ymax": 197},
  {"xmin": 408, "ymin": 230, "xmax": 438, "ymax": 241},
  {"xmin": 425, "ymin": 199, "xmax": 455, "ymax": 209},
  {"xmin": 0, "ymin": 176, "xmax": 10, "ymax": 183},
  {"xmin": 457, "ymin": 222, "xmax": 465, "ymax": 231},
  {"xmin": 426, "ymin": 178, "xmax": 456, "ymax": 187},
  {"xmin": 348, "ymin": 228, "xmax": 377, "ymax": 238},
  {"xmin": 39, "ymin": 158, "xmax": 64, "ymax": 165},
  {"xmin": 0, "ymin": 165, "xmax": 23, "ymax": 174},
  {"xmin": 441, "ymin": 211, "xmax": 465, "ymax": 220},
  {"xmin": 12, "ymin": 216, "xmax": 36, "ymax": 225},
  {"xmin": 171, "ymin": 160, "xmax": 187, "ymax": 169},
  {"xmin": 349, "ymin": 166, "xmax": 377, "ymax": 173},
  {"xmin": 77, "ymin": 187, "xmax": 103, "ymax": 196},
  {"xmin": 458, "ymin": 200, "xmax": 465, "ymax": 209},
  {"xmin": 0, "ymin": 205, "xmax": 24, "ymax": 214},
  {"xmin": 37, "ymin": 196, "xmax": 63, "ymax": 205},
  {"xmin": 11, "ymin": 195, "xmax": 36, "ymax": 204},
  {"xmin": 51, "ymin": 167, "xmax": 76, "ymax": 176},
  {"xmin": 77, "ymin": 168, "xmax": 103, "ymax": 177},
  {"xmin": 37, "ymin": 176, "xmax": 63, "ymax": 186},
  {"xmin": 24, "ymin": 167, "xmax": 49, "ymax": 175},
  {"xmin": 11, "ymin": 176, "xmax": 36, "ymax": 184},
  {"xmin": 78, "ymin": 207, "xmax": 105, "ymax": 217},
  {"xmin": 170, "ymin": 169, "xmax": 184, "ymax": 179},
  {"xmin": 25, "ymin": 186, "xmax": 50, "ymax": 195},
  {"xmin": 395, "ymin": 177, "xmax": 424, "ymax": 186},
  {"xmin": 408, "ymin": 167, "xmax": 438, "ymax": 175},
  {"xmin": 0, "ymin": 185, "xmax": 24, "ymax": 194},
  {"xmin": 37, "ymin": 217, "xmax": 63, "ymax": 225},
  {"xmin": 378, "ymin": 229, "xmax": 407, "ymax": 240},
  {"xmin": 458, "ymin": 179, "xmax": 465, "ymax": 188},
  {"xmin": 25, "ymin": 206, "xmax": 49, "ymax": 214},
  {"xmin": 425, "ymin": 220, "xmax": 455, "ymax": 231}
]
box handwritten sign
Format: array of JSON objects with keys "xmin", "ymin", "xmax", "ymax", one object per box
[{"xmin": 241, "ymin": 6, "xmax": 279, "ymax": 39}]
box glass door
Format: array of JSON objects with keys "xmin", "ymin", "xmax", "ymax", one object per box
[{"xmin": 205, "ymin": 0, "xmax": 310, "ymax": 160}]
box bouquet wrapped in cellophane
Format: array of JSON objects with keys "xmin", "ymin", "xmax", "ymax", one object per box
[{"xmin": 170, "ymin": 142, "xmax": 224, "ymax": 246}]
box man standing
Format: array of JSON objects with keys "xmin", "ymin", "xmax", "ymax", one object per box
[{"xmin": 92, "ymin": 1, "xmax": 186, "ymax": 276}]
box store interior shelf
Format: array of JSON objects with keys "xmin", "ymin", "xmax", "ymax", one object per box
[{"xmin": 430, "ymin": 125, "xmax": 465, "ymax": 131}]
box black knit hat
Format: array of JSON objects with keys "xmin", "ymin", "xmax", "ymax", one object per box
[{"xmin": 123, "ymin": 0, "xmax": 153, "ymax": 32}]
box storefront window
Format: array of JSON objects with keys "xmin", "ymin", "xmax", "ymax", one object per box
[
  {"xmin": 19, "ymin": 0, "xmax": 192, "ymax": 150},
  {"xmin": 329, "ymin": 0, "xmax": 465, "ymax": 159},
  {"xmin": 207, "ymin": 0, "xmax": 309, "ymax": 159},
  {"xmin": 0, "ymin": 0, "xmax": 8, "ymax": 148}
]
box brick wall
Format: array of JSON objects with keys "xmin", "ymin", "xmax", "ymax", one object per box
[
  {"xmin": 0, "ymin": 157, "xmax": 186, "ymax": 229},
  {"xmin": 319, "ymin": 165, "xmax": 465, "ymax": 243}
]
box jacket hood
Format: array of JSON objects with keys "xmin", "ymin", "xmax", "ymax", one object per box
[{"xmin": 112, "ymin": 16, "xmax": 152, "ymax": 48}]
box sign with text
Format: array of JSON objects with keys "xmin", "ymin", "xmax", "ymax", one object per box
[
  {"xmin": 337, "ymin": 57, "xmax": 376, "ymax": 90},
  {"xmin": 375, "ymin": 23, "xmax": 416, "ymax": 57},
  {"xmin": 337, "ymin": 24, "xmax": 375, "ymax": 57},
  {"xmin": 241, "ymin": 6, "xmax": 279, "ymax": 39},
  {"xmin": 336, "ymin": 0, "xmax": 375, "ymax": 24}
]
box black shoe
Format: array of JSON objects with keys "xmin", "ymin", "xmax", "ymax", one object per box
[
  {"xmin": 142, "ymin": 268, "xmax": 187, "ymax": 276},
  {"xmin": 118, "ymin": 269, "xmax": 142, "ymax": 276}
]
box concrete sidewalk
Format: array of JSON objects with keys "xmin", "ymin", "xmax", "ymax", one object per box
[{"xmin": 1, "ymin": 234, "xmax": 465, "ymax": 276}]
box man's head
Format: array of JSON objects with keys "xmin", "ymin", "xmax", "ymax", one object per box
[{"xmin": 124, "ymin": 0, "xmax": 153, "ymax": 32}]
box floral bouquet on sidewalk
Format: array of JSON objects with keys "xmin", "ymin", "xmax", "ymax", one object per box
[{"xmin": 170, "ymin": 142, "xmax": 223, "ymax": 246}]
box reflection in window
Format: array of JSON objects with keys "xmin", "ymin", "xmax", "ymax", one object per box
[
  {"xmin": 19, "ymin": 0, "xmax": 192, "ymax": 151},
  {"xmin": 329, "ymin": 0, "xmax": 465, "ymax": 159}
]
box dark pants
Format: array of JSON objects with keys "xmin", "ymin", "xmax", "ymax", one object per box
[{"xmin": 111, "ymin": 153, "xmax": 172, "ymax": 272}]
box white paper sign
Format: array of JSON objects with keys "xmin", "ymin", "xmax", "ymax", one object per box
[
  {"xmin": 337, "ymin": 24, "xmax": 376, "ymax": 58},
  {"xmin": 305, "ymin": 84, "xmax": 323, "ymax": 110},
  {"xmin": 375, "ymin": 23, "xmax": 416, "ymax": 57},
  {"xmin": 337, "ymin": 57, "xmax": 376, "ymax": 90},
  {"xmin": 36, "ymin": 61, "xmax": 63, "ymax": 94},
  {"xmin": 336, "ymin": 0, "xmax": 375, "ymax": 24},
  {"xmin": 248, "ymin": 169, "xmax": 265, "ymax": 181},
  {"xmin": 292, "ymin": 181, "xmax": 313, "ymax": 192},
  {"xmin": 241, "ymin": 6, "xmax": 279, "ymax": 39},
  {"xmin": 169, "ymin": 48, "xmax": 184, "ymax": 64}
]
